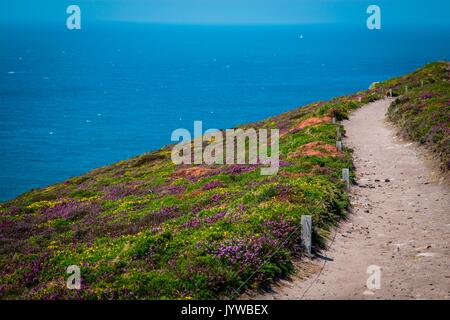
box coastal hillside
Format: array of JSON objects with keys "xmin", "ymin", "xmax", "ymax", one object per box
[{"xmin": 0, "ymin": 62, "xmax": 448, "ymax": 299}]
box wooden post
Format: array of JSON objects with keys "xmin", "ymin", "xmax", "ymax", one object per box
[
  {"xmin": 332, "ymin": 117, "xmax": 336, "ymax": 124},
  {"xmin": 389, "ymin": 89, "xmax": 393, "ymax": 97},
  {"xmin": 301, "ymin": 215, "xmax": 312, "ymax": 257},
  {"xmin": 342, "ymin": 168, "xmax": 350, "ymax": 189},
  {"xmin": 405, "ymin": 85, "xmax": 408, "ymax": 93},
  {"xmin": 421, "ymin": 80, "xmax": 424, "ymax": 88},
  {"xmin": 336, "ymin": 127, "xmax": 341, "ymax": 139},
  {"xmin": 336, "ymin": 140, "xmax": 343, "ymax": 151}
]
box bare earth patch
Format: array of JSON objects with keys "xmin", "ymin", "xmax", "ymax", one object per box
[
  {"xmin": 289, "ymin": 141, "xmax": 340, "ymax": 158},
  {"xmin": 173, "ymin": 166, "xmax": 213, "ymax": 179},
  {"xmin": 251, "ymin": 99, "xmax": 450, "ymax": 300},
  {"xmin": 289, "ymin": 116, "xmax": 332, "ymax": 134}
]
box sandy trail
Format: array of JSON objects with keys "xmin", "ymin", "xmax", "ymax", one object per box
[{"xmin": 255, "ymin": 99, "xmax": 450, "ymax": 300}]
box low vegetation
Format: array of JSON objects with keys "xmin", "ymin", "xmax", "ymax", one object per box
[{"xmin": 0, "ymin": 62, "xmax": 448, "ymax": 299}]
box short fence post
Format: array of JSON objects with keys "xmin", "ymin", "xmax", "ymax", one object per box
[
  {"xmin": 332, "ymin": 117, "xmax": 336, "ymax": 124},
  {"xmin": 389, "ymin": 89, "xmax": 392, "ymax": 97},
  {"xmin": 405, "ymin": 85, "xmax": 408, "ymax": 93},
  {"xmin": 336, "ymin": 140, "xmax": 343, "ymax": 151},
  {"xmin": 342, "ymin": 168, "xmax": 350, "ymax": 189},
  {"xmin": 421, "ymin": 80, "xmax": 424, "ymax": 88},
  {"xmin": 336, "ymin": 127, "xmax": 341, "ymax": 139},
  {"xmin": 301, "ymin": 215, "xmax": 312, "ymax": 257}
]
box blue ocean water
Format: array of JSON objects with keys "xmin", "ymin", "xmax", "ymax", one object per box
[{"xmin": 0, "ymin": 23, "xmax": 449, "ymax": 201}]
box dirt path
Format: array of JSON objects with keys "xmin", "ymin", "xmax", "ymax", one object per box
[{"xmin": 255, "ymin": 99, "xmax": 450, "ymax": 300}]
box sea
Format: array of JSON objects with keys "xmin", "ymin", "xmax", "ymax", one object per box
[{"xmin": 1, "ymin": 22, "xmax": 449, "ymax": 200}]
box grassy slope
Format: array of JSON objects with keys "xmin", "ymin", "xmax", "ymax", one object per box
[
  {"xmin": 385, "ymin": 62, "xmax": 450, "ymax": 170},
  {"xmin": 0, "ymin": 62, "xmax": 448, "ymax": 299}
]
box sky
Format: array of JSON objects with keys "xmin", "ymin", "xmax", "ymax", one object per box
[{"xmin": 1, "ymin": 0, "xmax": 450, "ymax": 28}]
